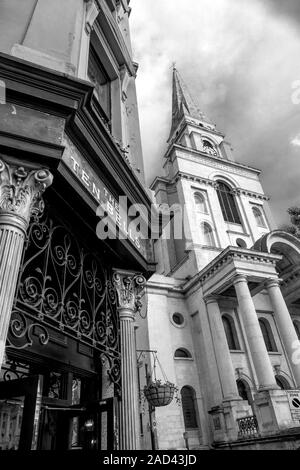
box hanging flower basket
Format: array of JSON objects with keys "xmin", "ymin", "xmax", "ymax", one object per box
[{"xmin": 144, "ymin": 380, "xmax": 176, "ymax": 407}]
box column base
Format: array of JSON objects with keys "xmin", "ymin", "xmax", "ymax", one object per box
[
  {"xmin": 209, "ymin": 398, "xmax": 252, "ymax": 443},
  {"xmin": 254, "ymin": 389, "xmax": 300, "ymax": 436}
]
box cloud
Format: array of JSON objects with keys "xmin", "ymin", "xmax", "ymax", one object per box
[
  {"xmin": 130, "ymin": 0, "xmax": 300, "ymax": 225},
  {"xmin": 291, "ymin": 133, "xmax": 300, "ymax": 146}
]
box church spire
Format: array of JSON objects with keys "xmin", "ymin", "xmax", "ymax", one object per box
[{"xmin": 168, "ymin": 65, "xmax": 214, "ymax": 142}]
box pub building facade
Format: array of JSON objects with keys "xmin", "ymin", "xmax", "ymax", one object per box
[{"xmin": 0, "ymin": 0, "xmax": 155, "ymax": 451}]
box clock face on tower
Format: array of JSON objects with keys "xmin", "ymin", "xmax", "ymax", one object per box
[{"xmin": 202, "ymin": 139, "xmax": 218, "ymax": 156}]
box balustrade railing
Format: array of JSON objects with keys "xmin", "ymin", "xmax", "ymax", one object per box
[{"xmin": 237, "ymin": 415, "xmax": 259, "ymax": 438}]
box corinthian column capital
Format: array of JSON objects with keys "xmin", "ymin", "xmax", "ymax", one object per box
[
  {"xmin": 112, "ymin": 270, "xmax": 146, "ymax": 314},
  {"xmin": 0, "ymin": 159, "xmax": 53, "ymax": 227}
]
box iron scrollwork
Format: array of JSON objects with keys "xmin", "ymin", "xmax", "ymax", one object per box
[{"xmin": 7, "ymin": 209, "xmax": 121, "ymax": 390}]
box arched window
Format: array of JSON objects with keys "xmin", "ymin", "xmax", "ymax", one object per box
[
  {"xmin": 293, "ymin": 320, "xmax": 300, "ymax": 340},
  {"xmin": 174, "ymin": 348, "xmax": 192, "ymax": 359},
  {"xmin": 194, "ymin": 193, "xmax": 207, "ymax": 213},
  {"xmin": 216, "ymin": 181, "xmax": 241, "ymax": 224},
  {"xmin": 181, "ymin": 386, "xmax": 198, "ymax": 429},
  {"xmin": 259, "ymin": 318, "xmax": 277, "ymax": 352},
  {"xmin": 252, "ymin": 207, "xmax": 266, "ymax": 228},
  {"xmin": 237, "ymin": 379, "xmax": 253, "ymax": 406},
  {"xmin": 202, "ymin": 140, "xmax": 217, "ymax": 156},
  {"xmin": 222, "ymin": 315, "xmax": 240, "ymax": 350},
  {"xmin": 202, "ymin": 223, "xmax": 215, "ymax": 247},
  {"xmin": 275, "ymin": 376, "xmax": 290, "ymax": 390}
]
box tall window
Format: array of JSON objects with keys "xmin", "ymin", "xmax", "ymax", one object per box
[
  {"xmin": 216, "ymin": 182, "xmax": 241, "ymax": 224},
  {"xmin": 259, "ymin": 318, "xmax": 277, "ymax": 352},
  {"xmin": 294, "ymin": 320, "xmax": 300, "ymax": 340},
  {"xmin": 181, "ymin": 386, "xmax": 198, "ymax": 429},
  {"xmin": 88, "ymin": 44, "xmax": 111, "ymax": 122},
  {"xmin": 252, "ymin": 206, "xmax": 266, "ymax": 228},
  {"xmin": 202, "ymin": 223, "xmax": 215, "ymax": 247},
  {"xmin": 237, "ymin": 379, "xmax": 253, "ymax": 406},
  {"xmin": 194, "ymin": 193, "xmax": 207, "ymax": 213},
  {"xmin": 222, "ymin": 315, "xmax": 240, "ymax": 350}
]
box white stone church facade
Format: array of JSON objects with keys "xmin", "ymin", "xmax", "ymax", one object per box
[{"xmin": 142, "ymin": 68, "xmax": 300, "ymax": 450}]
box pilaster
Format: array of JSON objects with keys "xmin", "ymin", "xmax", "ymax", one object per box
[
  {"xmin": 113, "ymin": 270, "xmax": 146, "ymax": 450},
  {"xmin": 0, "ymin": 159, "xmax": 53, "ymax": 368}
]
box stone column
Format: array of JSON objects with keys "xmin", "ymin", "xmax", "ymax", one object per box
[
  {"xmin": 0, "ymin": 159, "xmax": 53, "ymax": 368},
  {"xmin": 233, "ymin": 275, "xmax": 277, "ymax": 390},
  {"xmin": 113, "ymin": 270, "xmax": 146, "ymax": 450},
  {"xmin": 265, "ymin": 278, "xmax": 300, "ymax": 387},
  {"xmin": 205, "ymin": 297, "xmax": 240, "ymax": 400}
]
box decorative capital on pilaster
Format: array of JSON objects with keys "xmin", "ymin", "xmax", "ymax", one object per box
[
  {"xmin": 264, "ymin": 278, "xmax": 281, "ymax": 289},
  {"xmin": 0, "ymin": 159, "xmax": 53, "ymax": 224},
  {"xmin": 232, "ymin": 274, "xmax": 248, "ymax": 286},
  {"xmin": 112, "ymin": 270, "xmax": 146, "ymax": 314},
  {"xmin": 204, "ymin": 295, "xmax": 218, "ymax": 306}
]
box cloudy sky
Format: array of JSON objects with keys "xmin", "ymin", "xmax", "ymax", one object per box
[{"xmin": 130, "ymin": 0, "xmax": 300, "ymax": 226}]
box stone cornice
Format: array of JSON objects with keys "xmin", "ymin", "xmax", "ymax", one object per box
[
  {"xmin": 168, "ymin": 144, "xmax": 261, "ymax": 177},
  {"xmin": 232, "ymin": 188, "xmax": 270, "ymax": 201},
  {"xmin": 182, "ymin": 246, "xmax": 282, "ymax": 293},
  {"xmin": 166, "ymin": 117, "xmax": 224, "ymax": 150},
  {"xmin": 151, "ymin": 171, "xmax": 269, "ymax": 201},
  {"xmin": 146, "ymin": 248, "xmax": 282, "ymax": 297}
]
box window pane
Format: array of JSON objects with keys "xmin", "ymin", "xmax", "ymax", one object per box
[
  {"xmin": 175, "ymin": 349, "xmax": 191, "ymax": 358},
  {"xmin": 216, "ymin": 182, "xmax": 241, "ymax": 224},
  {"xmin": 88, "ymin": 46, "xmax": 111, "ymax": 121},
  {"xmin": 202, "ymin": 223, "xmax": 215, "ymax": 247},
  {"xmin": 222, "ymin": 316, "xmax": 238, "ymax": 350},
  {"xmin": 259, "ymin": 319, "xmax": 277, "ymax": 352},
  {"xmin": 181, "ymin": 387, "xmax": 198, "ymax": 429},
  {"xmin": 194, "ymin": 194, "xmax": 207, "ymax": 212},
  {"xmin": 0, "ymin": 397, "xmax": 25, "ymax": 450},
  {"xmin": 253, "ymin": 207, "xmax": 266, "ymax": 227}
]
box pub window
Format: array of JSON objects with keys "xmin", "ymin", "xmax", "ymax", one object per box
[
  {"xmin": 259, "ymin": 318, "xmax": 277, "ymax": 352},
  {"xmin": 181, "ymin": 386, "xmax": 198, "ymax": 429},
  {"xmin": 202, "ymin": 222, "xmax": 215, "ymax": 247},
  {"xmin": 88, "ymin": 43, "xmax": 111, "ymax": 123},
  {"xmin": 252, "ymin": 206, "xmax": 267, "ymax": 228},
  {"xmin": 222, "ymin": 314, "xmax": 240, "ymax": 351},
  {"xmin": 216, "ymin": 181, "xmax": 241, "ymax": 224}
]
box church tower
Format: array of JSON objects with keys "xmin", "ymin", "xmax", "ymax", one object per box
[
  {"xmin": 151, "ymin": 66, "xmax": 275, "ymax": 278},
  {"xmin": 143, "ymin": 67, "xmax": 300, "ymax": 451}
]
